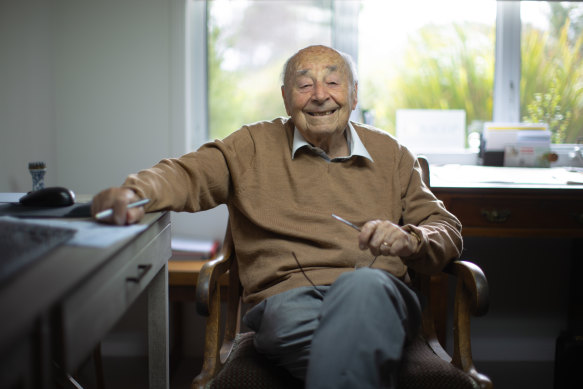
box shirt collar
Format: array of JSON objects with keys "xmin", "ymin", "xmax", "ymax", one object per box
[{"xmin": 291, "ymin": 122, "xmax": 374, "ymax": 162}]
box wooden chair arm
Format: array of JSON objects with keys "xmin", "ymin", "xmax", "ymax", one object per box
[
  {"xmin": 195, "ymin": 249, "xmax": 233, "ymax": 316},
  {"xmin": 444, "ymin": 260, "xmax": 489, "ymax": 317},
  {"xmin": 193, "ymin": 226, "xmax": 241, "ymax": 389},
  {"xmin": 415, "ymin": 259, "xmax": 491, "ymax": 388},
  {"xmin": 195, "ymin": 226, "xmax": 234, "ymax": 317},
  {"xmin": 447, "ymin": 260, "xmax": 492, "ymax": 389}
]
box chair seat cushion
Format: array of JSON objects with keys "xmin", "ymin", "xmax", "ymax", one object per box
[
  {"xmin": 209, "ymin": 332, "xmax": 478, "ymax": 389},
  {"xmin": 397, "ymin": 335, "xmax": 479, "ymax": 389},
  {"xmin": 209, "ymin": 332, "xmax": 301, "ymax": 389}
]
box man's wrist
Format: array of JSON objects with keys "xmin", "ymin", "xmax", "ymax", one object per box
[{"xmin": 407, "ymin": 229, "xmax": 422, "ymax": 251}]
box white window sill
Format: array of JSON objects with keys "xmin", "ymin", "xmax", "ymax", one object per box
[
  {"xmin": 417, "ymin": 150, "xmax": 479, "ymax": 166},
  {"xmin": 419, "ymin": 144, "xmax": 583, "ymax": 168}
]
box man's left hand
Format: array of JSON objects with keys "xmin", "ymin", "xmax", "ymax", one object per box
[{"xmin": 358, "ymin": 220, "xmax": 419, "ymax": 257}]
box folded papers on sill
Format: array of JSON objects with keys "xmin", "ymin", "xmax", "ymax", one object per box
[
  {"xmin": 171, "ymin": 236, "xmax": 221, "ymax": 260},
  {"xmin": 482, "ymin": 122, "xmax": 552, "ymax": 167}
]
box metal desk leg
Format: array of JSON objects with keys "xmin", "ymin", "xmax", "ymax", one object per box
[{"xmin": 148, "ymin": 264, "xmax": 169, "ymax": 389}]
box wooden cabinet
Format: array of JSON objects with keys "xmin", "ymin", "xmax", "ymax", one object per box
[{"xmin": 432, "ymin": 186, "xmax": 583, "ymax": 238}]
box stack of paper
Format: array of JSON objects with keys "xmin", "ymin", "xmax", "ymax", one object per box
[{"xmin": 482, "ymin": 122, "xmax": 551, "ymax": 167}]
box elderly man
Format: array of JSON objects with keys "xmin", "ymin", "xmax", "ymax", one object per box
[{"xmin": 92, "ymin": 45, "xmax": 462, "ymax": 388}]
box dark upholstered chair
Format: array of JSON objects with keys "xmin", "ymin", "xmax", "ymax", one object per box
[{"xmin": 192, "ymin": 156, "xmax": 493, "ymax": 389}]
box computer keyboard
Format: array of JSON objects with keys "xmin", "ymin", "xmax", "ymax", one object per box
[{"xmin": 0, "ymin": 219, "xmax": 76, "ymax": 285}]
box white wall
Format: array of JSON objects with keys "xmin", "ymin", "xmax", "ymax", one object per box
[
  {"xmin": 0, "ymin": 0, "xmax": 56, "ymax": 192},
  {"xmin": 0, "ymin": 0, "xmax": 228, "ymax": 240},
  {"xmin": 51, "ymin": 0, "xmax": 173, "ymax": 193}
]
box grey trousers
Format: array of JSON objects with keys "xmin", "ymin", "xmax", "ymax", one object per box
[{"xmin": 242, "ymin": 268, "xmax": 422, "ymax": 389}]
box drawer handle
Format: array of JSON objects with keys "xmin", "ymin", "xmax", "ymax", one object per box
[
  {"xmin": 481, "ymin": 209, "xmax": 511, "ymax": 223},
  {"xmin": 126, "ymin": 264, "xmax": 152, "ymax": 283}
]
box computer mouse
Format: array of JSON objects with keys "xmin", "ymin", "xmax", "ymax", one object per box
[{"xmin": 19, "ymin": 186, "xmax": 76, "ymax": 207}]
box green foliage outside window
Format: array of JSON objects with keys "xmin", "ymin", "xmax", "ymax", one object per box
[
  {"xmin": 523, "ymin": 77, "xmax": 572, "ymax": 144},
  {"xmin": 362, "ymin": 9, "xmax": 583, "ymax": 145},
  {"xmin": 208, "ymin": 24, "xmax": 287, "ymax": 140},
  {"xmin": 360, "ymin": 22, "xmax": 495, "ymax": 143},
  {"xmin": 207, "ymin": 26, "xmax": 247, "ymax": 141},
  {"xmin": 521, "ymin": 20, "xmax": 583, "ymax": 143}
]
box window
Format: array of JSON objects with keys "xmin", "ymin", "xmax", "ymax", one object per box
[{"xmin": 194, "ymin": 0, "xmax": 583, "ymax": 152}]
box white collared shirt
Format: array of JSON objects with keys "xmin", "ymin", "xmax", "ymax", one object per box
[{"xmin": 291, "ymin": 122, "xmax": 374, "ymax": 162}]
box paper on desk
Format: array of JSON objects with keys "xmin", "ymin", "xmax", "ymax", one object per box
[
  {"xmin": 431, "ymin": 165, "xmax": 583, "ymax": 186},
  {"xmin": 552, "ymin": 168, "xmax": 583, "ymax": 185},
  {"xmin": 0, "ymin": 216, "xmax": 147, "ymax": 248}
]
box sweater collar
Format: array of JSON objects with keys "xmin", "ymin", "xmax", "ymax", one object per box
[{"xmin": 291, "ymin": 122, "xmax": 374, "ymax": 162}]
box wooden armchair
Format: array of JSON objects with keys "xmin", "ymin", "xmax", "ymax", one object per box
[{"xmin": 192, "ymin": 157, "xmax": 492, "ymax": 389}]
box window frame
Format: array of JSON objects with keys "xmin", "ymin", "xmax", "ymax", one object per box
[
  {"xmin": 187, "ymin": 0, "xmax": 209, "ymax": 150},
  {"xmin": 493, "ymin": 1, "xmax": 521, "ymax": 122}
]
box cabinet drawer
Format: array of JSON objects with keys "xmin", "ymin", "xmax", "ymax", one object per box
[
  {"xmin": 59, "ymin": 223, "xmax": 171, "ymax": 371},
  {"xmin": 444, "ymin": 195, "xmax": 583, "ymax": 230}
]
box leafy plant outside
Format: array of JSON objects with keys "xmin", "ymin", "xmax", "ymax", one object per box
[{"xmin": 521, "ymin": 20, "xmax": 583, "ymax": 143}]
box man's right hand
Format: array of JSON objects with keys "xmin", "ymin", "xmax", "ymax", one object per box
[{"xmin": 91, "ymin": 187, "xmax": 145, "ymax": 225}]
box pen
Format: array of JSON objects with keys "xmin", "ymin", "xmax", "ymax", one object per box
[
  {"xmin": 95, "ymin": 198, "xmax": 150, "ymax": 220},
  {"xmin": 332, "ymin": 214, "xmax": 361, "ymax": 232}
]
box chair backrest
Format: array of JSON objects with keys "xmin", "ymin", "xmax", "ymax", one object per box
[{"xmin": 417, "ymin": 155, "xmax": 430, "ymax": 187}]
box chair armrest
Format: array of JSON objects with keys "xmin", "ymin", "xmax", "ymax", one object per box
[
  {"xmin": 444, "ymin": 260, "xmax": 489, "ymax": 317},
  {"xmin": 196, "ymin": 237, "xmax": 233, "ymax": 316},
  {"xmin": 193, "ymin": 226, "xmax": 238, "ymax": 388},
  {"xmin": 447, "ymin": 260, "xmax": 492, "ymax": 389}
]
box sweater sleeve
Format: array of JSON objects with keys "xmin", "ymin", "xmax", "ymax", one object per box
[
  {"xmin": 121, "ymin": 127, "xmax": 256, "ymax": 213},
  {"xmin": 397, "ymin": 148, "xmax": 463, "ymax": 274}
]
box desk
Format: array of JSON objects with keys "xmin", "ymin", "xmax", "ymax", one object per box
[
  {"xmin": 0, "ymin": 212, "xmax": 172, "ymax": 389},
  {"xmin": 430, "ymin": 165, "xmax": 583, "ymax": 307},
  {"xmin": 430, "ymin": 165, "xmax": 583, "ymax": 238},
  {"xmin": 430, "ymin": 165, "xmax": 583, "ymax": 387}
]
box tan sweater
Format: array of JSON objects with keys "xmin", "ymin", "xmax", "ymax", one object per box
[{"xmin": 123, "ymin": 118, "xmax": 462, "ymax": 304}]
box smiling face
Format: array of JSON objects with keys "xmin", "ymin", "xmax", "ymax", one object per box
[{"xmin": 282, "ymin": 46, "xmax": 358, "ymax": 151}]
